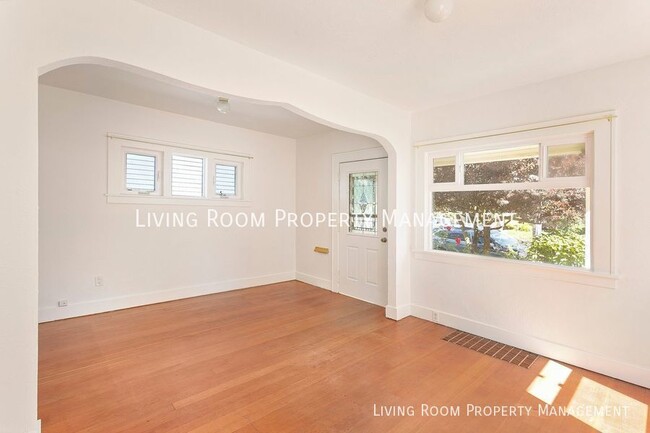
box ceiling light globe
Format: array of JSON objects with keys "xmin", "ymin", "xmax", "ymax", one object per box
[
  {"xmin": 216, "ymin": 97, "xmax": 230, "ymax": 114},
  {"xmin": 424, "ymin": 0, "xmax": 454, "ymax": 23}
]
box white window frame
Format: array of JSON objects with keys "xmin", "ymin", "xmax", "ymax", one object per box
[
  {"xmin": 107, "ymin": 133, "xmax": 252, "ymax": 206},
  {"xmin": 212, "ymin": 159, "xmax": 243, "ymax": 200},
  {"xmin": 169, "ymin": 152, "xmax": 208, "ymax": 198},
  {"xmin": 122, "ymin": 147, "xmax": 163, "ymax": 196},
  {"xmin": 413, "ymin": 113, "xmax": 616, "ymax": 288}
]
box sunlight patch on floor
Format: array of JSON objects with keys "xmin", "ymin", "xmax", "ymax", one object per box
[
  {"xmin": 567, "ymin": 377, "xmax": 648, "ymax": 433},
  {"xmin": 527, "ymin": 360, "xmax": 572, "ymax": 405},
  {"xmin": 539, "ymin": 359, "xmax": 572, "ymax": 384},
  {"xmin": 527, "ymin": 376, "xmax": 561, "ymax": 405}
]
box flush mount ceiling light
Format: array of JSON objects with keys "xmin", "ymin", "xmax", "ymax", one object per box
[
  {"xmin": 216, "ymin": 97, "xmax": 230, "ymax": 114},
  {"xmin": 424, "ymin": 0, "xmax": 454, "ymax": 23}
]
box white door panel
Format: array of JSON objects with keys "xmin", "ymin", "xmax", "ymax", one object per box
[
  {"xmin": 366, "ymin": 249, "xmax": 378, "ymax": 285},
  {"xmin": 346, "ymin": 246, "xmax": 359, "ymax": 281}
]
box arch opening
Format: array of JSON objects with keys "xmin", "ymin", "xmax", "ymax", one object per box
[{"xmin": 37, "ymin": 57, "xmax": 401, "ymax": 324}]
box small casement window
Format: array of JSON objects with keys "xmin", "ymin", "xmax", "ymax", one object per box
[
  {"xmin": 108, "ymin": 134, "xmax": 252, "ymax": 204},
  {"xmin": 171, "ymin": 154, "xmax": 205, "ymax": 198},
  {"xmin": 124, "ymin": 151, "xmax": 160, "ymax": 194},
  {"xmin": 215, "ymin": 163, "xmax": 238, "ymax": 197}
]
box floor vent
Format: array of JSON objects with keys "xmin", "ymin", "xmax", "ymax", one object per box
[{"xmin": 442, "ymin": 330, "xmax": 538, "ymax": 369}]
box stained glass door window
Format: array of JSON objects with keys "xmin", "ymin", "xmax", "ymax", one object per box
[{"xmin": 349, "ymin": 171, "xmax": 378, "ymax": 234}]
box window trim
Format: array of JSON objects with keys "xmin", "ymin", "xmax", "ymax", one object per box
[
  {"xmin": 413, "ymin": 113, "xmax": 616, "ymax": 287},
  {"xmin": 107, "ymin": 133, "xmax": 252, "ymax": 206}
]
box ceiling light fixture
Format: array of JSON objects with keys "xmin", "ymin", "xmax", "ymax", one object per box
[
  {"xmin": 216, "ymin": 97, "xmax": 230, "ymax": 114},
  {"xmin": 424, "ymin": 0, "xmax": 454, "ymax": 23}
]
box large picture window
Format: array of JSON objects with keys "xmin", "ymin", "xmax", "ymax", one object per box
[
  {"xmin": 432, "ymin": 188, "xmax": 588, "ymax": 267},
  {"xmin": 415, "ymin": 114, "xmax": 615, "ymax": 280}
]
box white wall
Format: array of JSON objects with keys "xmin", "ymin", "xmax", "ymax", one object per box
[
  {"xmin": 411, "ymin": 56, "xmax": 650, "ymax": 386},
  {"xmin": 295, "ymin": 130, "xmax": 384, "ymax": 289},
  {"xmin": 39, "ymin": 85, "xmax": 296, "ymax": 321}
]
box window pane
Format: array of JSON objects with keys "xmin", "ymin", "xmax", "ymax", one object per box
[
  {"xmin": 215, "ymin": 164, "xmax": 237, "ymax": 196},
  {"xmin": 464, "ymin": 145, "xmax": 539, "ymax": 184},
  {"xmin": 547, "ymin": 143, "xmax": 585, "ymax": 178},
  {"xmin": 349, "ymin": 171, "xmax": 377, "ymax": 234},
  {"xmin": 172, "ymin": 155, "xmax": 204, "ymax": 197},
  {"xmin": 125, "ymin": 153, "xmax": 156, "ymax": 192},
  {"xmin": 432, "ymin": 188, "xmax": 587, "ymax": 268},
  {"xmin": 433, "ymin": 156, "xmax": 456, "ymax": 183}
]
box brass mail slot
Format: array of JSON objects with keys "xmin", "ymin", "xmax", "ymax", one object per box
[{"xmin": 314, "ymin": 246, "xmax": 329, "ymax": 254}]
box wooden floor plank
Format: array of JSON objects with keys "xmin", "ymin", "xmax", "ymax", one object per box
[{"xmin": 39, "ymin": 281, "xmax": 650, "ymax": 433}]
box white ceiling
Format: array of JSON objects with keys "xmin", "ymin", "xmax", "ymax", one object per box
[
  {"xmin": 39, "ymin": 64, "xmax": 333, "ymax": 139},
  {"xmin": 134, "ymin": 0, "xmax": 650, "ymax": 111}
]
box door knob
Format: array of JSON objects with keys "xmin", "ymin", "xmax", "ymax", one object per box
[{"xmin": 380, "ymin": 237, "xmax": 387, "ymax": 243}]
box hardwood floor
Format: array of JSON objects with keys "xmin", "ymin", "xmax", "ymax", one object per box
[{"xmin": 39, "ymin": 281, "xmax": 649, "ymax": 433}]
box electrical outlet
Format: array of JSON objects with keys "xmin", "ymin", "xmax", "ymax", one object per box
[
  {"xmin": 94, "ymin": 276, "xmax": 104, "ymax": 287},
  {"xmin": 58, "ymin": 299, "xmax": 68, "ymax": 307},
  {"xmin": 431, "ymin": 311, "xmax": 439, "ymax": 323}
]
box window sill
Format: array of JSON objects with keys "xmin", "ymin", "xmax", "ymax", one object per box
[
  {"xmin": 412, "ymin": 250, "xmax": 617, "ymax": 289},
  {"xmin": 106, "ymin": 195, "xmax": 252, "ymax": 207}
]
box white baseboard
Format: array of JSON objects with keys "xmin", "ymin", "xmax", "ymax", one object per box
[
  {"xmin": 411, "ymin": 304, "xmax": 650, "ymax": 388},
  {"xmin": 29, "ymin": 420, "xmax": 41, "ymax": 433},
  {"xmin": 38, "ymin": 272, "xmax": 295, "ymax": 323},
  {"xmin": 411, "ymin": 304, "xmax": 437, "ymax": 322},
  {"xmin": 296, "ymin": 273, "xmax": 391, "ymax": 309},
  {"xmin": 385, "ymin": 304, "xmax": 411, "ymax": 320},
  {"xmin": 295, "ymin": 272, "xmax": 331, "ymax": 290}
]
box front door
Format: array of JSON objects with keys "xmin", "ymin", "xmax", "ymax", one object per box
[{"xmin": 338, "ymin": 158, "xmax": 388, "ymax": 306}]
